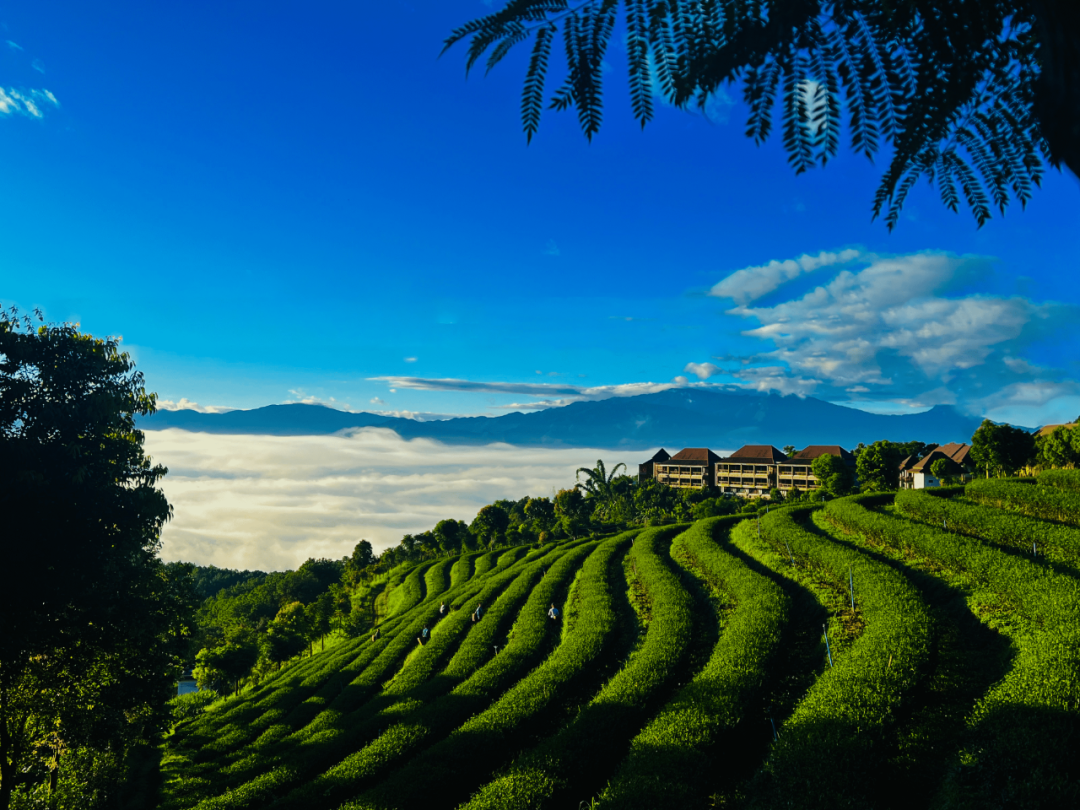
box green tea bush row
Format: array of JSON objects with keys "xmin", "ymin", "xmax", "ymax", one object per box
[
  {"xmin": 385, "ymin": 561, "xmax": 435, "ymax": 617},
  {"xmin": 896, "ymin": 489, "xmax": 1080, "ymax": 570},
  {"xmin": 168, "ymin": 543, "xmax": 584, "ymax": 807},
  {"xmin": 207, "ymin": 542, "xmax": 576, "ymax": 786},
  {"xmin": 1038, "ymin": 468, "xmax": 1080, "ymax": 492},
  {"xmin": 747, "ymin": 504, "xmax": 933, "ymax": 809},
  {"xmin": 449, "ymin": 552, "xmax": 482, "ymax": 587},
  {"xmin": 458, "ymin": 526, "xmax": 695, "ymax": 809},
  {"xmin": 338, "ymin": 532, "xmax": 641, "ymax": 810},
  {"xmin": 422, "ymin": 558, "xmax": 454, "ymax": 605},
  {"xmin": 183, "ymin": 548, "xmax": 574, "ymax": 810},
  {"xmin": 599, "ymin": 516, "xmax": 789, "ymax": 809},
  {"xmin": 181, "ymin": 553, "xmax": 526, "ymax": 780},
  {"xmin": 263, "ymin": 542, "xmax": 599, "ymax": 810},
  {"xmin": 967, "ymin": 477, "xmax": 1080, "ymax": 526},
  {"xmin": 265, "ymin": 549, "xmax": 549, "ymax": 740},
  {"xmin": 823, "ymin": 496, "xmax": 1080, "ymax": 806},
  {"xmin": 472, "ymin": 550, "xmax": 499, "ymax": 578}
]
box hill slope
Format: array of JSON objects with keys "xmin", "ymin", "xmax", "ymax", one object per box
[{"xmin": 160, "ymin": 478, "xmax": 1080, "ymax": 809}]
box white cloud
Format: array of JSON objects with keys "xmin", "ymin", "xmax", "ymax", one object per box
[
  {"xmin": 370, "ymin": 397, "xmax": 385, "ymax": 405},
  {"xmin": 684, "ymin": 361, "xmax": 721, "ymax": 380},
  {"xmin": 144, "ymin": 428, "xmax": 647, "ymax": 571},
  {"xmin": 156, "ymin": 398, "xmax": 237, "ymax": 414},
  {"xmin": 710, "ymin": 249, "xmax": 1077, "ymax": 422},
  {"xmin": 543, "ymin": 239, "xmax": 560, "ymax": 257},
  {"xmin": 32, "ymin": 58, "xmax": 44, "ymax": 74},
  {"xmin": 368, "ymin": 376, "xmax": 725, "ymax": 406},
  {"xmin": 729, "ymin": 253, "xmax": 1035, "ymax": 388},
  {"xmin": 404, "ymin": 357, "xmax": 417, "ymax": 363},
  {"xmin": 6, "ymin": 41, "xmax": 22, "ymax": 50},
  {"xmin": 709, "ymin": 248, "xmax": 863, "ymax": 305},
  {"xmin": 0, "ymin": 87, "xmax": 59, "ymax": 119}
]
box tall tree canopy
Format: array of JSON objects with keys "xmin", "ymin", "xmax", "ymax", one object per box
[
  {"xmin": 0, "ymin": 309, "xmax": 194, "ymax": 809},
  {"xmin": 445, "ymin": 0, "xmax": 1079, "ymax": 229}
]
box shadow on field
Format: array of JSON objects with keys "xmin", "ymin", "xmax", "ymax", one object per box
[{"xmin": 810, "ymin": 512, "xmax": 1015, "ymax": 809}]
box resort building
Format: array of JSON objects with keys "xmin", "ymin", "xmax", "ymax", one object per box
[
  {"xmin": 638, "ymin": 448, "xmax": 670, "ymax": 482},
  {"xmin": 641, "ymin": 443, "xmax": 858, "ymax": 497},
  {"xmin": 652, "ymin": 448, "xmax": 721, "ymax": 489},
  {"xmin": 775, "ymin": 445, "xmax": 857, "ymax": 494},
  {"xmin": 900, "ymin": 442, "xmax": 973, "ymax": 489},
  {"xmin": 715, "ymin": 445, "xmax": 789, "ymax": 498}
]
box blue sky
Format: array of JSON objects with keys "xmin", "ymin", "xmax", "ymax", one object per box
[{"xmin": 5, "ymin": 0, "xmax": 1080, "ymax": 426}]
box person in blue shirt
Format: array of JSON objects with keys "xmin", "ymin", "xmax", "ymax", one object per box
[
  {"xmin": 417, "ymin": 626, "xmax": 429, "ymax": 646},
  {"xmin": 472, "ymin": 603, "xmax": 483, "ymax": 622},
  {"xmin": 548, "ymin": 603, "xmax": 560, "ymax": 620}
]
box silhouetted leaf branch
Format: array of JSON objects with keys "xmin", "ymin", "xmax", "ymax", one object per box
[{"xmin": 443, "ymin": 0, "xmax": 1065, "ymax": 230}]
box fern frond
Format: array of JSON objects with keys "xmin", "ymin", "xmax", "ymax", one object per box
[
  {"xmin": 935, "ymin": 151, "xmax": 960, "ymax": 213},
  {"xmin": 782, "ymin": 51, "xmax": 815, "ymax": 174},
  {"xmin": 486, "ymin": 23, "xmax": 529, "ymax": 75},
  {"xmin": 947, "ymin": 151, "xmax": 993, "ymax": 228},
  {"xmin": 626, "ymin": 0, "xmax": 654, "ymax": 127},
  {"xmin": 522, "ymin": 24, "xmax": 555, "ymax": 143},
  {"xmin": 649, "ymin": 1, "xmax": 679, "ymax": 104},
  {"xmin": 744, "ymin": 60, "xmax": 780, "ymax": 144}
]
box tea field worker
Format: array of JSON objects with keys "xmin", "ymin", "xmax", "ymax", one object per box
[
  {"xmin": 473, "ymin": 603, "xmax": 483, "ymax": 622},
  {"xmin": 439, "ymin": 601, "xmax": 447, "ymax": 616},
  {"xmin": 548, "ymin": 604, "xmax": 560, "ymax": 621},
  {"xmin": 417, "ymin": 626, "xmax": 430, "ymax": 646},
  {"xmin": 371, "ymin": 626, "xmax": 381, "ymax": 642}
]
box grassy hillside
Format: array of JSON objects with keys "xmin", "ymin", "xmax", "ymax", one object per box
[{"xmin": 157, "ymin": 478, "xmax": 1080, "ymax": 809}]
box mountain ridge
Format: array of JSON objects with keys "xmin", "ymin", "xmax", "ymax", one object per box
[{"xmin": 138, "ymin": 390, "xmax": 992, "ymax": 451}]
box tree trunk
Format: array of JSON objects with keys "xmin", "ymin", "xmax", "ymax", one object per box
[{"xmin": 1033, "ymin": 0, "xmax": 1080, "ymax": 180}]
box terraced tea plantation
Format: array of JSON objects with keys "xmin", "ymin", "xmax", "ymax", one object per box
[{"xmin": 162, "ymin": 470, "xmax": 1080, "ymax": 809}]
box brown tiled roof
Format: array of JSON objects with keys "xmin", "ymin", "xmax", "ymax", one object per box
[
  {"xmin": 1036, "ymin": 423, "xmax": 1076, "ymax": 438},
  {"xmin": 898, "ymin": 454, "xmax": 919, "ymax": 471},
  {"xmin": 670, "ymin": 447, "xmax": 721, "ymax": 464},
  {"xmin": 725, "ymin": 445, "xmax": 789, "ymax": 463},
  {"xmin": 911, "ymin": 448, "xmax": 965, "ymax": 473},
  {"xmin": 790, "ymin": 445, "xmax": 856, "ymax": 465},
  {"xmin": 937, "ymin": 442, "xmax": 971, "ymax": 465}
]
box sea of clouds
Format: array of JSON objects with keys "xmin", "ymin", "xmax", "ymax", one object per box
[{"xmin": 143, "ymin": 428, "xmax": 646, "ymax": 572}]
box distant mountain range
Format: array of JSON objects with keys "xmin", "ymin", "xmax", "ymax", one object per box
[{"xmin": 138, "ymin": 389, "xmax": 991, "ymax": 451}]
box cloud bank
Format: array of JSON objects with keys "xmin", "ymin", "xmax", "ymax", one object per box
[
  {"xmin": 145, "ymin": 428, "xmax": 642, "ymax": 572},
  {"xmin": 707, "ymin": 249, "xmax": 1078, "ymax": 421}
]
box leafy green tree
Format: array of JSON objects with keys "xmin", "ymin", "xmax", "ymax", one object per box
[
  {"xmin": 434, "ymin": 519, "xmax": 470, "ymax": 556},
  {"xmin": 782, "ymin": 445, "xmax": 796, "ymax": 458},
  {"xmin": 416, "ymin": 530, "xmax": 440, "ymax": 558},
  {"xmin": 971, "ymin": 419, "xmax": 1037, "ymax": 477},
  {"xmin": 471, "ymin": 504, "xmax": 511, "ymax": 548},
  {"xmin": 0, "ymin": 310, "xmax": 195, "ymax": 810},
  {"xmin": 193, "ymin": 641, "xmax": 259, "ymax": 696},
  {"xmin": 929, "ymin": 457, "xmax": 960, "ymax": 485},
  {"xmin": 445, "ymin": 0, "xmax": 1075, "ymax": 229},
  {"xmin": 768, "ymin": 487, "xmax": 784, "ymax": 503},
  {"xmin": 631, "ymin": 478, "xmax": 680, "ymax": 525},
  {"xmin": 856, "ymin": 440, "xmax": 908, "ymax": 492},
  {"xmin": 350, "ymin": 539, "xmax": 376, "ymax": 570},
  {"xmin": 554, "ymin": 488, "xmax": 590, "ymax": 521},
  {"xmin": 1036, "ymin": 425, "xmax": 1080, "ymax": 469},
  {"xmin": 524, "ymin": 496, "xmax": 556, "ymax": 533},
  {"xmin": 691, "ymin": 496, "xmax": 739, "ymax": 519},
  {"xmin": 812, "ymin": 453, "xmax": 856, "ymax": 496},
  {"xmin": 308, "ymin": 592, "xmax": 335, "ymax": 652},
  {"xmin": 328, "ymin": 582, "xmax": 353, "ymax": 632},
  {"xmin": 263, "ymin": 602, "xmax": 308, "ymax": 667}
]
